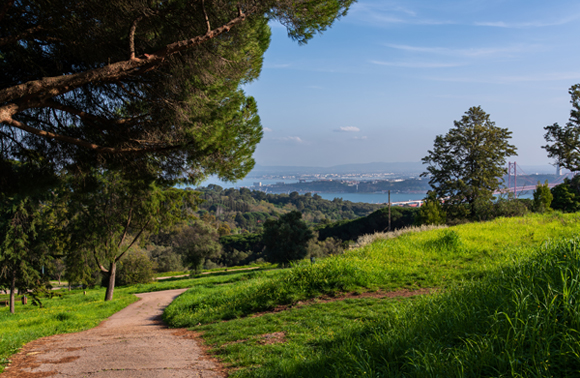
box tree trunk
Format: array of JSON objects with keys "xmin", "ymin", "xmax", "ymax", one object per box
[
  {"xmin": 9, "ymin": 269, "xmax": 16, "ymax": 314},
  {"xmin": 104, "ymin": 262, "xmax": 116, "ymax": 301}
]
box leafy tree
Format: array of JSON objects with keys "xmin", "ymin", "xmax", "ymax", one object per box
[
  {"xmin": 551, "ymin": 176, "xmax": 580, "ymax": 213},
  {"xmin": 174, "ymin": 221, "xmax": 222, "ymax": 273},
  {"xmin": 147, "ymin": 245, "xmax": 184, "ymax": 273},
  {"xmin": 65, "ymin": 171, "xmax": 196, "ymax": 300},
  {"xmin": 415, "ymin": 191, "xmax": 446, "ymax": 225},
  {"xmin": 0, "ymin": 195, "xmax": 54, "ymax": 313},
  {"xmin": 0, "ymin": 0, "xmax": 355, "ymax": 189},
  {"xmin": 543, "ymin": 84, "xmax": 580, "ymax": 172},
  {"xmin": 421, "ymin": 106, "xmax": 517, "ymax": 219},
  {"xmin": 263, "ymin": 211, "xmax": 313, "ymax": 265},
  {"xmin": 533, "ymin": 180, "xmax": 553, "ymax": 213},
  {"xmin": 115, "ymin": 248, "xmax": 155, "ymax": 286}
]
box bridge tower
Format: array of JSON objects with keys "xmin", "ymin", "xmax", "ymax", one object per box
[{"xmin": 507, "ymin": 161, "xmax": 517, "ymax": 197}]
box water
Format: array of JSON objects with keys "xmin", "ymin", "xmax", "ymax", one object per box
[{"xmin": 192, "ymin": 177, "xmax": 534, "ymax": 204}]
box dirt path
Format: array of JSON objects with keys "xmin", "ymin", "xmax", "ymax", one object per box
[{"xmin": 2, "ymin": 289, "xmax": 224, "ymax": 378}]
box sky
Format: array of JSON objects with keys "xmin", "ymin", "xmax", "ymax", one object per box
[{"xmin": 242, "ymin": 0, "xmax": 580, "ymax": 169}]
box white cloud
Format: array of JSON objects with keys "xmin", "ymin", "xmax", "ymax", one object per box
[
  {"xmin": 263, "ymin": 127, "xmax": 273, "ymax": 132},
  {"xmin": 353, "ymin": 136, "xmax": 368, "ymax": 140},
  {"xmin": 383, "ymin": 44, "xmax": 542, "ymax": 58},
  {"xmin": 335, "ymin": 126, "xmax": 360, "ymax": 132},
  {"xmin": 273, "ymin": 136, "xmax": 305, "ymax": 143},
  {"xmin": 371, "ymin": 60, "xmax": 463, "ymax": 68},
  {"xmin": 474, "ymin": 15, "xmax": 580, "ymax": 29}
]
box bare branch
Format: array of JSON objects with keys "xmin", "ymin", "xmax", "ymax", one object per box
[
  {"xmin": 4, "ymin": 117, "xmax": 178, "ymax": 154},
  {"xmin": 115, "ymin": 217, "xmax": 152, "ymax": 263},
  {"xmin": 202, "ymin": 0, "xmax": 211, "ymax": 33},
  {"xmin": 129, "ymin": 16, "xmax": 143, "ymax": 60},
  {"xmin": 117, "ymin": 207, "xmax": 133, "ymax": 248},
  {"xmin": 93, "ymin": 247, "xmax": 109, "ymax": 273}
]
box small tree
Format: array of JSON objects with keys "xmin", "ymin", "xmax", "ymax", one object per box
[
  {"xmin": 550, "ymin": 176, "xmax": 580, "ymax": 213},
  {"xmin": 533, "ymin": 180, "xmax": 553, "ymax": 213},
  {"xmin": 65, "ymin": 171, "xmax": 196, "ymax": 301},
  {"xmin": 263, "ymin": 211, "xmax": 313, "ymax": 266},
  {"xmin": 421, "ymin": 106, "xmax": 517, "ymax": 220},
  {"xmin": 115, "ymin": 248, "xmax": 155, "ymax": 286},
  {"xmin": 543, "ymin": 84, "xmax": 580, "ymax": 171},
  {"xmin": 174, "ymin": 221, "xmax": 222, "ymax": 273},
  {"xmin": 415, "ymin": 191, "xmax": 446, "ymax": 225}
]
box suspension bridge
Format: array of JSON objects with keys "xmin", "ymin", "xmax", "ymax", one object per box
[{"xmin": 389, "ymin": 162, "xmax": 575, "ymax": 207}]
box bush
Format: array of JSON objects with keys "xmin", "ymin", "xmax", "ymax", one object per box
[{"xmin": 115, "ymin": 249, "xmax": 155, "ymax": 286}]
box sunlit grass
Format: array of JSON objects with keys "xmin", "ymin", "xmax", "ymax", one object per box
[{"xmin": 164, "ymin": 213, "xmax": 580, "ymax": 326}]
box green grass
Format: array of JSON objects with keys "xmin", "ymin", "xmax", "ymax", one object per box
[
  {"xmin": 193, "ymin": 236, "xmax": 580, "ymax": 377},
  {"xmin": 164, "ymin": 212, "xmax": 580, "ymax": 326}
]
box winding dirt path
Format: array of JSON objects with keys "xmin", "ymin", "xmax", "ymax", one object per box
[{"xmin": 2, "ymin": 289, "xmax": 225, "ymax": 378}]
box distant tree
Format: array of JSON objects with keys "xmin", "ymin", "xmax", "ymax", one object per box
[
  {"xmin": 550, "ymin": 176, "xmax": 580, "ymax": 213},
  {"xmin": 174, "ymin": 221, "xmax": 222, "ymax": 273},
  {"xmin": 415, "ymin": 191, "xmax": 446, "ymax": 225},
  {"xmin": 543, "ymin": 84, "xmax": 580, "ymax": 172},
  {"xmin": 65, "ymin": 171, "xmax": 196, "ymax": 301},
  {"xmin": 147, "ymin": 245, "xmax": 184, "ymax": 273},
  {"xmin": 533, "ymin": 180, "xmax": 553, "ymax": 213},
  {"xmin": 263, "ymin": 211, "xmax": 313, "ymax": 265},
  {"xmin": 421, "ymin": 106, "xmax": 517, "ymax": 219},
  {"xmin": 218, "ymin": 223, "xmax": 232, "ymax": 236}
]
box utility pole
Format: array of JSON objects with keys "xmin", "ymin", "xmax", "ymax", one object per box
[{"xmin": 388, "ymin": 190, "xmax": 391, "ymax": 232}]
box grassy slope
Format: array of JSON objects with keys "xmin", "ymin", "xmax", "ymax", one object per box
[
  {"xmin": 164, "ymin": 212, "xmax": 580, "ymax": 377},
  {"xmin": 164, "ymin": 213, "xmax": 580, "ymax": 326}
]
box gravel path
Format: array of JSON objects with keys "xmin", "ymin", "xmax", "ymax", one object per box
[{"xmin": 2, "ymin": 289, "xmax": 225, "ymax": 378}]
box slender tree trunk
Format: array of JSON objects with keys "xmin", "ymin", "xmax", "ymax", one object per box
[
  {"xmin": 104, "ymin": 262, "xmax": 116, "ymax": 301},
  {"xmin": 9, "ymin": 269, "xmax": 16, "ymax": 314}
]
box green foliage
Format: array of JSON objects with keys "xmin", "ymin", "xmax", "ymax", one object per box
[
  {"xmin": 415, "ymin": 191, "xmax": 446, "ymax": 225},
  {"xmin": 0, "ymin": 190, "xmax": 60, "ymax": 313},
  {"xmin": 263, "ymin": 211, "xmax": 314, "ymax": 265},
  {"xmin": 64, "ymin": 170, "xmax": 197, "ymax": 300},
  {"xmin": 551, "ymin": 175, "xmax": 580, "ymax": 212},
  {"xmin": 1, "ymin": 0, "xmax": 355, "ymax": 185},
  {"xmin": 544, "ymin": 84, "xmax": 580, "ymax": 172},
  {"xmin": 195, "ymin": 185, "xmax": 385, "ymax": 233},
  {"xmin": 316, "ymin": 206, "xmax": 418, "ymax": 242},
  {"xmin": 422, "ymin": 106, "xmax": 517, "ymax": 220},
  {"xmin": 147, "ymin": 245, "xmax": 185, "ymax": 273},
  {"xmin": 175, "ymin": 221, "xmax": 222, "ymax": 273},
  {"xmin": 533, "ymin": 180, "xmax": 553, "ymax": 213},
  {"xmin": 115, "ymin": 249, "xmax": 155, "ymax": 286}
]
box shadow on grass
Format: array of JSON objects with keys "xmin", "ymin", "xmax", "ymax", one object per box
[{"xmin": 236, "ymin": 238, "xmax": 580, "ymax": 378}]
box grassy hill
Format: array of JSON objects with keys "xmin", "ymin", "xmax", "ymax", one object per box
[{"xmin": 164, "ymin": 212, "xmax": 580, "ymax": 377}]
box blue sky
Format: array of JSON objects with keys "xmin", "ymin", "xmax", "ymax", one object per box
[{"xmin": 243, "ymin": 0, "xmax": 580, "ymax": 168}]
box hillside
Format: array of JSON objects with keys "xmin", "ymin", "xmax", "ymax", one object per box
[{"xmin": 163, "ymin": 213, "xmax": 580, "ymax": 377}]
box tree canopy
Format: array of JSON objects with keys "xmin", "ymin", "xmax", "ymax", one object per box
[
  {"xmin": 0, "ymin": 0, "xmax": 355, "ymax": 189},
  {"xmin": 543, "ymin": 84, "xmax": 580, "ymax": 172},
  {"xmin": 421, "ymin": 106, "xmax": 517, "ymax": 219},
  {"xmin": 263, "ymin": 211, "xmax": 313, "ymax": 265}
]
